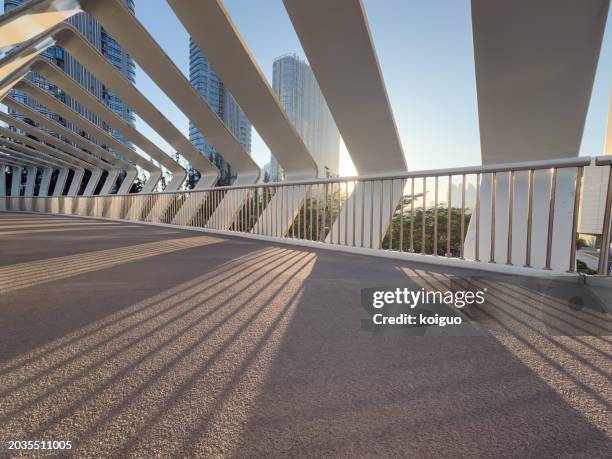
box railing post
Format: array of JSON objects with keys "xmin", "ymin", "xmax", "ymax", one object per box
[
  {"xmin": 568, "ymin": 166, "xmax": 583, "ymax": 273},
  {"xmin": 506, "ymin": 171, "xmax": 514, "ymax": 265},
  {"xmin": 524, "ymin": 169, "xmax": 534, "ymax": 267},
  {"xmin": 544, "ymin": 168, "xmax": 558, "ymax": 270},
  {"xmin": 598, "ymin": 165, "xmax": 612, "ymax": 274}
]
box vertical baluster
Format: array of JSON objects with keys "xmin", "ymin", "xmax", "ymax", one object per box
[
  {"xmin": 433, "ymin": 176, "xmax": 439, "ymax": 256},
  {"xmin": 475, "ymin": 173, "xmax": 480, "ymax": 262},
  {"xmin": 524, "ymin": 170, "xmax": 534, "ymax": 267},
  {"xmin": 544, "ymin": 168, "xmax": 558, "ymax": 270},
  {"xmin": 360, "ymin": 181, "xmax": 365, "ymax": 248},
  {"xmin": 460, "ymin": 174, "xmax": 466, "ymax": 259},
  {"xmin": 489, "ymin": 172, "xmax": 496, "ymax": 263},
  {"xmin": 506, "ymin": 171, "xmax": 514, "ymax": 265},
  {"xmin": 389, "ymin": 179, "xmax": 394, "ymax": 250},
  {"xmin": 446, "ymin": 175, "xmax": 452, "ymax": 257},
  {"xmin": 399, "ymin": 178, "xmax": 405, "ymax": 252},
  {"xmin": 344, "ymin": 182, "xmax": 349, "ymax": 245},
  {"xmin": 410, "ymin": 178, "xmax": 415, "ymax": 253},
  {"xmin": 422, "ymin": 177, "xmax": 426, "ymax": 255}
]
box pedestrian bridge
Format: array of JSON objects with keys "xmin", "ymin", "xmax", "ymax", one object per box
[
  {"xmin": 1, "ymin": 0, "xmax": 612, "ymax": 455},
  {"xmin": 0, "ymin": 212, "xmax": 610, "ymax": 456}
]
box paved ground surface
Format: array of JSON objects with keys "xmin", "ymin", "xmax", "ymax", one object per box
[{"xmin": 0, "ymin": 212, "xmax": 610, "ymax": 458}]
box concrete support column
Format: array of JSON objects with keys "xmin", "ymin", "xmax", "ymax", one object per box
[
  {"xmin": 10, "ymin": 165, "xmax": 23, "ymax": 196},
  {"xmin": 53, "ymin": 168, "xmax": 69, "ymax": 196},
  {"xmin": 67, "ymin": 168, "xmax": 85, "ymax": 196},
  {"xmin": 24, "ymin": 166, "xmax": 38, "ymax": 197},
  {"xmin": 38, "ymin": 167, "xmax": 53, "ymax": 196}
]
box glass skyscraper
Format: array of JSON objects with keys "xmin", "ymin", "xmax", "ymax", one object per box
[
  {"xmin": 4, "ymin": 0, "xmax": 136, "ymax": 148},
  {"xmin": 188, "ymin": 38, "xmax": 251, "ymax": 186},
  {"xmin": 269, "ymin": 54, "xmax": 340, "ymax": 181}
]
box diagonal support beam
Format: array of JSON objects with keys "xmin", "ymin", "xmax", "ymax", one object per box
[
  {"xmin": 472, "ymin": 0, "xmax": 609, "ymax": 164},
  {"xmin": 168, "ymin": 0, "xmax": 318, "ymax": 181},
  {"xmin": 79, "ymin": 0, "xmax": 259, "ymax": 185},
  {"xmin": 283, "ymin": 0, "xmax": 406, "ymax": 175},
  {"xmin": 0, "ymin": 0, "xmax": 80, "ymax": 50},
  {"xmin": 30, "ymin": 58, "xmax": 187, "ymax": 190}
]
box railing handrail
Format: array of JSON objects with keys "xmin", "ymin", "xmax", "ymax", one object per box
[
  {"xmin": 67, "ymin": 155, "xmax": 594, "ymax": 199},
  {"xmin": 595, "ymin": 155, "xmax": 612, "ymax": 166},
  {"xmin": 2, "ymin": 155, "xmax": 600, "ymax": 275}
]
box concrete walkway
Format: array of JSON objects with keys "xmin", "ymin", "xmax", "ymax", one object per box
[{"xmin": 0, "ymin": 212, "xmax": 610, "ymax": 457}]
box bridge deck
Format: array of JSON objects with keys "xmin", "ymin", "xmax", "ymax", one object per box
[{"xmin": 0, "ymin": 212, "xmax": 610, "ymax": 457}]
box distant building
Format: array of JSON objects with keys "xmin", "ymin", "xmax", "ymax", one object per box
[
  {"xmin": 270, "ymin": 53, "xmax": 340, "ymax": 181},
  {"xmin": 188, "ymin": 38, "xmax": 251, "ymax": 186}
]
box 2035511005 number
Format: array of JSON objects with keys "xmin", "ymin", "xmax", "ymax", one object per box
[{"xmin": 6, "ymin": 440, "xmax": 72, "ymax": 451}]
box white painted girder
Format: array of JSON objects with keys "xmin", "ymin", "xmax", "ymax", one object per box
[
  {"xmin": 14, "ymin": 79, "xmax": 160, "ymax": 191},
  {"xmin": 472, "ymin": 0, "xmax": 609, "ymax": 164},
  {"xmin": 0, "ymin": 111, "xmax": 105, "ymax": 170},
  {"xmin": 30, "ymin": 58, "xmax": 186, "ymax": 188},
  {"xmin": 79, "ymin": 0, "xmax": 259, "ymax": 184},
  {"xmin": 53, "ymin": 24, "xmax": 219, "ymax": 188},
  {"xmin": 168, "ymin": 0, "xmax": 318, "ymax": 180},
  {"xmin": 283, "ymin": 0, "xmax": 406, "ymax": 176},
  {"xmin": 1, "ymin": 97, "xmax": 131, "ymax": 172},
  {"xmin": 0, "ymin": 0, "xmax": 79, "ymax": 50}
]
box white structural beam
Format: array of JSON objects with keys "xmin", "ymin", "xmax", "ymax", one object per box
[
  {"xmin": 53, "ymin": 167, "xmax": 69, "ymax": 196},
  {"xmin": 0, "ymin": 0, "xmax": 80, "ymax": 50},
  {"xmin": 169, "ymin": 0, "xmax": 321, "ymax": 230},
  {"xmin": 0, "ymin": 111, "xmax": 110, "ymax": 195},
  {"xmin": 13, "ymin": 79, "xmax": 160, "ymax": 190},
  {"xmin": 30, "ymin": 58, "xmax": 187, "ymax": 190},
  {"xmin": 83, "ymin": 168, "xmax": 102, "ymax": 195},
  {"xmin": 283, "ymin": 0, "xmax": 407, "ymax": 247},
  {"xmin": 39, "ymin": 166, "xmax": 53, "ymax": 196},
  {"xmin": 2, "ymin": 98, "xmax": 132, "ymax": 193},
  {"xmin": 283, "ymin": 0, "xmax": 406, "ymax": 175},
  {"xmin": 24, "ymin": 165, "xmax": 38, "ymax": 196},
  {"xmin": 79, "ymin": 0, "xmax": 259, "ymax": 183},
  {"xmin": 0, "ymin": 140, "xmax": 83, "ymax": 196},
  {"xmin": 0, "ymin": 111, "xmax": 105, "ymax": 170},
  {"xmin": 0, "ymin": 32, "xmax": 54, "ymax": 85},
  {"xmin": 0, "ymin": 125, "xmax": 95, "ymax": 195},
  {"xmin": 75, "ymin": 0, "xmax": 260, "ymax": 224},
  {"xmin": 0, "ymin": 124, "xmax": 96, "ymax": 172},
  {"xmin": 9, "ymin": 164, "xmax": 22, "ymax": 196},
  {"xmin": 464, "ymin": 0, "xmax": 609, "ymax": 269},
  {"xmin": 472, "ymin": 0, "xmax": 609, "ymax": 164},
  {"xmin": 2, "ymin": 98, "xmax": 130, "ymax": 171},
  {"xmin": 0, "ymin": 164, "xmax": 7, "ymax": 197},
  {"xmin": 52, "ymin": 24, "xmax": 218, "ymax": 188},
  {"xmin": 100, "ymin": 169, "xmax": 120, "ymax": 195},
  {"xmin": 168, "ymin": 0, "xmax": 318, "ymax": 180}
]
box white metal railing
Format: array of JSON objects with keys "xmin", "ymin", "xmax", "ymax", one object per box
[{"xmin": 2, "ymin": 156, "xmax": 606, "ymax": 274}]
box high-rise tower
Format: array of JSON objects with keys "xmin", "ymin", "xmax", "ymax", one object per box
[
  {"xmin": 270, "ymin": 54, "xmax": 340, "ymax": 181},
  {"xmin": 188, "ymin": 38, "xmax": 251, "ymax": 186}
]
